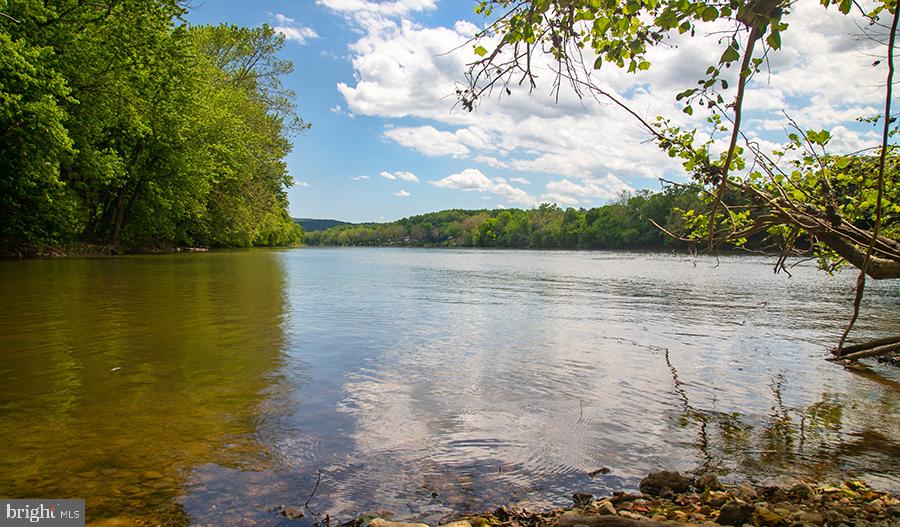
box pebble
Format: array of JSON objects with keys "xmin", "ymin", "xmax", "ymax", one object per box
[
  {"xmin": 595, "ymin": 500, "xmax": 616, "ymax": 516},
  {"xmin": 697, "ymin": 473, "xmax": 723, "ymax": 491},
  {"xmin": 371, "ymin": 520, "xmax": 430, "ymax": 527},
  {"xmin": 639, "ymin": 471, "xmax": 691, "ymax": 496},
  {"xmin": 735, "ymin": 483, "xmax": 758, "ymax": 503},
  {"xmin": 717, "ymin": 502, "xmax": 754, "ymax": 526}
]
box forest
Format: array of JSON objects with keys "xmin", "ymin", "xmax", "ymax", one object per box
[
  {"xmin": 304, "ymin": 187, "xmax": 706, "ymax": 249},
  {"xmin": 0, "ymin": 0, "xmax": 303, "ymax": 254}
]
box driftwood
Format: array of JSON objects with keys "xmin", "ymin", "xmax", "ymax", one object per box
[
  {"xmin": 833, "ymin": 335, "xmax": 900, "ymax": 355},
  {"xmin": 828, "ymin": 341, "xmax": 900, "ymax": 362},
  {"xmin": 556, "ymin": 514, "xmax": 696, "ymax": 527}
]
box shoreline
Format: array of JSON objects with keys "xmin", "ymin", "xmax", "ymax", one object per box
[{"xmin": 321, "ymin": 473, "xmax": 899, "ymax": 527}]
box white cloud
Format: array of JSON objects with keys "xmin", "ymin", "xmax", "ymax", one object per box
[
  {"xmin": 383, "ymin": 126, "xmax": 471, "ymax": 157},
  {"xmin": 273, "ymin": 14, "xmax": 318, "ymax": 44},
  {"xmin": 330, "ymin": 0, "xmax": 887, "ymax": 198},
  {"xmin": 379, "ymin": 170, "xmax": 419, "ymax": 182},
  {"xmin": 295, "ymin": 181, "xmax": 310, "ymax": 187},
  {"xmin": 541, "ymin": 193, "xmax": 581, "ymax": 207},
  {"xmin": 317, "ymin": 0, "xmax": 436, "ymax": 17},
  {"xmin": 509, "ymin": 177, "xmax": 530, "ymax": 185},
  {"xmin": 331, "ymin": 104, "xmax": 343, "ymax": 114},
  {"xmin": 350, "ymin": 175, "xmax": 370, "ymax": 181},
  {"xmin": 430, "ymin": 168, "xmax": 536, "ymax": 206},
  {"xmin": 543, "ymin": 175, "xmax": 633, "ymax": 204},
  {"xmin": 394, "ymin": 189, "xmax": 411, "ymax": 197}
]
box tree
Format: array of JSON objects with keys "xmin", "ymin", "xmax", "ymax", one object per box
[
  {"xmin": 0, "ymin": 1, "xmax": 303, "ymax": 252},
  {"xmin": 463, "ymin": 0, "xmax": 899, "ymax": 357}
]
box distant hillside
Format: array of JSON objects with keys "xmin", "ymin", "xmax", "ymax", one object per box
[{"xmin": 294, "ymin": 218, "xmax": 351, "ymax": 232}]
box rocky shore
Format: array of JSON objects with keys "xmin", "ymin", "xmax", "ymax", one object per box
[{"xmin": 341, "ymin": 473, "xmax": 899, "ymax": 527}]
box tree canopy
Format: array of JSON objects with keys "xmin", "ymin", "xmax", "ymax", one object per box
[
  {"xmin": 0, "ymin": 0, "xmax": 305, "ymax": 252},
  {"xmin": 305, "ymin": 187, "xmax": 704, "ymax": 249}
]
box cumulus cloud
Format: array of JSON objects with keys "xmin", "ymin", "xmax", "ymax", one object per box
[
  {"xmin": 380, "ymin": 170, "xmax": 419, "ymax": 182},
  {"xmin": 394, "ymin": 189, "xmax": 411, "ymax": 197},
  {"xmin": 430, "ymin": 168, "xmax": 536, "ymax": 206},
  {"xmin": 543, "ymin": 175, "xmax": 633, "ymax": 204},
  {"xmin": 350, "ymin": 175, "xmax": 370, "ymax": 181},
  {"xmin": 328, "ymin": 0, "xmax": 888, "ymax": 203},
  {"xmin": 273, "ymin": 14, "xmax": 318, "ymax": 44},
  {"xmin": 317, "ymin": 0, "xmax": 436, "ymax": 17},
  {"xmin": 295, "ymin": 181, "xmax": 311, "ymax": 187},
  {"xmin": 509, "ymin": 177, "xmax": 530, "ymax": 185}
]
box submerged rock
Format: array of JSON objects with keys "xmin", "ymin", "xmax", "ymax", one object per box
[
  {"xmin": 639, "ymin": 471, "xmax": 691, "ymax": 496},
  {"xmin": 279, "ymin": 505, "xmax": 304, "ymax": 519}
]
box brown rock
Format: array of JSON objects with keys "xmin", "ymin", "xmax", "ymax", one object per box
[
  {"xmin": 640, "ymin": 472, "xmax": 692, "ymax": 496},
  {"xmin": 697, "ymin": 474, "xmax": 723, "ymax": 492},
  {"xmin": 789, "ymin": 484, "xmax": 814, "ymax": 500},
  {"xmin": 371, "ymin": 519, "xmax": 430, "ymax": 527},
  {"xmin": 753, "ymin": 508, "xmax": 784, "ymax": 527},
  {"xmin": 790, "ymin": 512, "xmax": 822, "ymax": 525},
  {"xmin": 717, "ymin": 503, "xmax": 754, "ymax": 526},
  {"xmin": 596, "ymin": 500, "xmax": 617, "ymax": 516},
  {"xmin": 735, "ymin": 483, "xmax": 758, "ymax": 503},
  {"xmin": 439, "ymin": 521, "xmax": 472, "ymax": 527}
]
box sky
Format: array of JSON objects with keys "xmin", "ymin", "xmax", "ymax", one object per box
[{"xmin": 184, "ymin": 0, "xmax": 891, "ymax": 223}]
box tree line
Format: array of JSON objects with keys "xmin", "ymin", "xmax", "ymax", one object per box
[
  {"xmin": 304, "ymin": 187, "xmax": 705, "ymax": 249},
  {"xmin": 1, "ymin": 0, "xmax": 304, "ymax": 253}
]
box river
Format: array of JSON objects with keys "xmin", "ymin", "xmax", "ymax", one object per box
[{"xmin": 0, "ymin": 248, "xmax": 897, "ymax": 526}]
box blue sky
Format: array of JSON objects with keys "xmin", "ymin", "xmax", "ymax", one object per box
[{"xmin": 185, "ymin": 1, "xmax": 888, "ymax": 223}]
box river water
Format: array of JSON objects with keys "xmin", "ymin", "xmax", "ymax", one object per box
[{"xmin": 0, "ymin": 248, "xmax": 897, "ymax": 526}]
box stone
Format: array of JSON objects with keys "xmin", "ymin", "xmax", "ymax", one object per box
[
  {"xmin": 439, "ymin": 522, "xmax": 471, "ymax": 527},
  {"xmin": 790, "ymin": 512, "xmax": 822, "ymax": 525},
  {"xmin": 822, "ymin": 510, "xmax": 847, "ymax": 524},
  {"xmin": 789, "ymin": 484, "xmax": 814, "ymax": 500},
  {"xmin": 735, "ymin": 483, "xmax": 758, "ymax": 503},
  {"xmin": 280, "ymin": 506, "xmax": 304, "ymax": 519},
  {"xmin": 596, "ymin": 500, "xmax": 616, "ymax": 516},
  {"xmin": 717, "ymin": 503, "xmax": 755, "ymax": 526},
  {"xmin": 753, "ymin": 508, "xmax": 784, "ymax": 527},
  {"xmin": 639, "ymin": 471, "xmax": 692, "ymax": 496},
  {"xmin": 371, "ymin": 520, "xmax": 430, "ymax": 527},
  {"xmin": 706, "ymin": 492, "xmax": 730, "ymax": 508},
  {"xmin": 698, "ymin": 474, "xmax": 723, "ymax": 491}
]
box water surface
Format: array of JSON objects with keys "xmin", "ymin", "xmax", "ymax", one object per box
[{"xmin": 0, "ymin": 248, "xmax": 898, "ymax": 526}]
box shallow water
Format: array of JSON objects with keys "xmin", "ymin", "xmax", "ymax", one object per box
[{"xmin": 0, "ymin": 248, "xmax": 897, "ymax": 526}]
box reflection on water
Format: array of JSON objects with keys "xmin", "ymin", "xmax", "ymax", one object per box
[
  {"xmin": 0, "ymin": 248, "xmax": 898, "ymax": 526},
  {"xmin": 0, "ymin": 251, "xmax": 290, "ymax": 524}
]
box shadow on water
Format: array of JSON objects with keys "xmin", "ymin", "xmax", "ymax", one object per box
[{"xmin": 0, "ymin": 251, "xmax": 291, "ymax": 525}]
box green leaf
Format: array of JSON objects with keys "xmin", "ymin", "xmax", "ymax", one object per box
[
  {"xmin": 474, "ymin": 45, "xmax": 488, "ymax": 57},
  {"xmin": 701, "ymin": 6, "xmax": 719, "ymax": 21},
  {"xmin": 766, "ymin": 31, "xmax": 781, "ymax": 50},
  {"xmin": 720, "ymin": 46, "xmax": 740, "ymax": 63}
]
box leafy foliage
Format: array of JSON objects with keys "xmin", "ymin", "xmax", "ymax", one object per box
[
  {"xmin": 305, "ymin": 188, "xmax": 704, "ymax": 249},
  {"xmin": 0, "ymin": 1, "xmax": 304, "ymax": 251}
]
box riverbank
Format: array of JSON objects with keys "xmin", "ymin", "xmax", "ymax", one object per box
[
  {"xmin": 0, "ymin": 242, "xmax": 307, "ymax": 258},
  {"xmin": 341, "ymin": 473, "xmax": 899, "ymax": 527}
]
